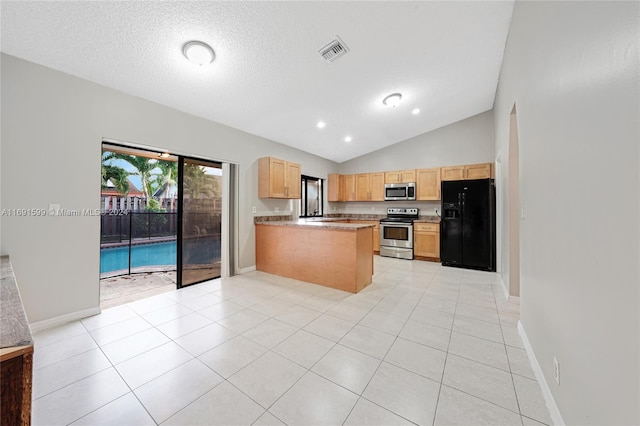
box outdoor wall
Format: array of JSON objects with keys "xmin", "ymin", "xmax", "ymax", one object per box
[
  {"xmin": 0, "ymin": 53, "xmax": 338, "ymax": 324},
  {"xmin": 493, "ymin": 1, "xmax": 639, "ymax": 424},
  {"xmin": 333, "ymin": 111, "xmax": 495, "ymax": 217}
]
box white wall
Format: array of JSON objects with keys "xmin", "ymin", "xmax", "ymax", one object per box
[
  {"xmin": 0, "ymin": 54, "xmax": 338, "ymax": 324},
  {"xmin": 334, "ymin": 111, "xmax": 495, "ymax": 216},
  {"xmin": 494, "ymin": 1, "xmax": 639, "ymax": 424}
]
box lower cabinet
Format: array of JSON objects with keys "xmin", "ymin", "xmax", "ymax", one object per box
[
  {"xmin": 414, "ymin": 222, "xmax": 440, "ymax": 259},
  {"xmin": 334, "ymin": 220, "xmax": 380, "ymax": 253}
]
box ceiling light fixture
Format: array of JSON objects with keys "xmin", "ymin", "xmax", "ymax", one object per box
[
  {"xmin": 183, "ymin": 41, "xmax": 215, "ymax": 66},
  {"xmin": 317, "ymin": 121, "xmax": 327, "ymax": 129},
  {"xmin": 412, "ymin": 108, "xmax": 421, "ymax": 115},
  {"xmin": 383, "ymin": 93, "xmax": 402, "ymax": 108},
  {"xmin": 344, "ymin": 136, "xmax": 352, "ymax": 143}
]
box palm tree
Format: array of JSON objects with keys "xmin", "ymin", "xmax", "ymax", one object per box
[
  {"xmin": 108, "ymin": 153, "xmax": 157, "ymax": 206},
  {"xmin": 152, "ymin": 160, "xmax": 178, "ymax": 199},
  {"xmin": 183, "ymin": 164, "xmax": 219, "ymax": 199},
  {"xmin": 101, "ymin": 152, "xmax": 130, "ymax": 196}
]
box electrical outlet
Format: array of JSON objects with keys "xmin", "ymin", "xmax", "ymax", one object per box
[
  {"xmin": 275, "ymin": 207, "xmax": 279, "ymax": 213},
  {"xmin": 521, "ymin": 206, "xmax": 527, "ymax": 219},
  {"xmin": 252, "ymin": 206, "xmax": 256, "ymax": 213},
  {"xmin": 553, "ymin": 356, "xmax": 560, "ymax": 385}
]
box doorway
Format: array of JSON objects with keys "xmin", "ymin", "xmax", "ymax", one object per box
[
  {"xmin": 508, "ymin": 104, "xmax": 521, "ymax": 297},
  {"xmin": 100, "ymin": 142, "xmax": 227, "ymax": 306}
]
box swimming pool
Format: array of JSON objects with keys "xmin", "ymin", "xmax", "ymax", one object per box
[
  {"xmin": 100, "ymin": 241, "xmax": 176, "ymax": 273},
  {"xmin": 100, "ymin": 239, "xmax": 222, "ymax": 274}
]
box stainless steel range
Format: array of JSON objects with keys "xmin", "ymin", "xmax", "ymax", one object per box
[{"xmin": 379, "ymin": 207, "xmax": 419, "ymax": 260}]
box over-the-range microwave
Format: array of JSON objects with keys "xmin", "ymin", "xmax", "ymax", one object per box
[{"xmin": 384, "ymin": 182, "xmax": 416, "ymax": 201}]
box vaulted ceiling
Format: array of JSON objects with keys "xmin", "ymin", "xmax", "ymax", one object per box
[{"xmin": 1, "ymin": 1, "xmax": 514, "ymax": 163}]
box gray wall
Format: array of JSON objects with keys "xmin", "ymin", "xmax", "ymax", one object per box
[
  {"xmin": 334, "ymin": 111, "xmax": 495, "ymax": 216},
  {"xmin": 494, "ymin": 1, "xmax": 639, "ymax": 424},
  {"xmin": 0, "ymin": 54, "xmax": 338, "ymax": 324}
]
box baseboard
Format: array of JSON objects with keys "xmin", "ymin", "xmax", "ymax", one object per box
[
  {"xmin": 499, "ymin": 275, "xmax": 509, "ymax": 301},
  {"xmin": 517, "ymin": 321, "xmax": 565, "ymax": 426},
  {"xmin": 30, "ymin": 306, "xmax": 101, "ymax": 333},
  {"xmin": 238, "ymin": 265, "xmax": 256, "ymax": 274}
]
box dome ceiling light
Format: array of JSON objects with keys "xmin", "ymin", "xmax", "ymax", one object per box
[
  {"xmin": 383, "ymin": 93, "xmax": 402, "ymax": 108},
  {"xmin": 183, "ymin": 41, "xmax": 215, "ymax": 66}
]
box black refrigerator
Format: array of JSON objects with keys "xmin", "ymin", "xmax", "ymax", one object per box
[{"xmin": 441, "ymin": 179, "xmax": 496, "ymax": 271}]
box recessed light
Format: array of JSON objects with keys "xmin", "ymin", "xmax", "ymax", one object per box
[
  {"xmin": 383, "ymin": 93, "xmax": 402, "ymax": 108},
  {"xmin": 183, "ymin": 41, "xmax": 215, "ymax": 66},
  {"xmin": 412, "ymin": 108, "xmax": 421, "ymax": 115},
  {"xmin": 344, "ymin": 136, "xmax": 352, "ymax": 142},
  {"xmin": 317, "ymin": 121, "xmax": 327, "ymax": 129}
]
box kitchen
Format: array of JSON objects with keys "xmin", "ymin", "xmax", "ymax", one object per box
[{"xmin": 255, "ymin": 155, "xmax": 495, "ymax": 293}]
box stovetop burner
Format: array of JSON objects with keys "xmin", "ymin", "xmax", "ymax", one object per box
[{"xmin": 380, "ymin": 207, "xmax": 419, "ymax": 223}]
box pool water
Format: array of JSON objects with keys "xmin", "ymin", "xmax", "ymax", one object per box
[
  {"xmin": 100, "ymin": 239, "xmax": 222, "ymax": 274},
  {"xmin": 100, "ymin": 241, "xmax": 177, "ymax": 273}
]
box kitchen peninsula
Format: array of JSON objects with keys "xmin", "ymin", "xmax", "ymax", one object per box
[{"xmin": 255, "ymin": 218, "xmax": 374, "ymax": 293}]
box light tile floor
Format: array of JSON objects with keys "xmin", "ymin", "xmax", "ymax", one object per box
[{"xmin": 32, "ymin": 256, "xmax": 553, "ymax": 425}]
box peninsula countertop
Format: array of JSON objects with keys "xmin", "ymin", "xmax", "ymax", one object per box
[{"xmin": 255, "ymin": 217, "xmax": 375, "ymax": 230}]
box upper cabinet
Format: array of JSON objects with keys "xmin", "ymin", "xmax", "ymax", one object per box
[
  {"xmin": 416, "ymin": 168, "xmax": 441, "ymax": 200},
  {"xmin": 356, "ymin": 172, "xmax": 384, "ymax": 201},
  {"xmin": 326, "ymin": 162, "xmax": 493, "ymax": 202},
  {"xmin": 258, "ymin": 157, "xmax": 301, "ymax": 199},
  {"xmin": 327, "ymin": 174, "xmax": 340, "ymax": 202},
  {"xmin": 385, "ymin": 169, "xmax": 416, "ymax": 184},
  {"xmin": 464, "ymin": 163, "xmax": 493, "ymax": 180},
  {"xmin": 342, "ymin": 174, "xmax": 356, "ymax": 202},
  {"xmin": 441, "ymin": 163, "xmax": 493, "ymax": 181}
]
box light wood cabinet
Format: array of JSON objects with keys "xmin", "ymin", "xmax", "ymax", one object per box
[
  {"xmin": 258, "ymin": 157, "xmax": 301, "ymax": 199},
  {"xmin": 440, "ymin": 166, "xmax": 465, "ymax": 181},
  {"xmin": 356, "ymin": 173, "xmax": 384, "ymax": 201},
  {"xmin": 441, "ymin": 163, "xmax": 493, "ymax": 181},
  {"xmin": 385, "ymin": 169, "xmax": 416, "ymax": 184},
  {"xmin": 327, "ymin": 174, "xmax": 340, "ymax": 202},
  {"xmin": 465, "ymin": 163, "xmax": 493, "ymax": 180},
  {"xmin": 343, "ymin": 174, "xmax": 356, "ymax": 201},
  {"xmin": 414, "ymin": 222, "xmax": 440, "ymax": 259},
  {"xmin": 335, "ymin": 220, "xmax": 380, "ymax": 253},
  {"xmin": 416, "ymin": 168, "xmax": 441, "ymax": 200}
]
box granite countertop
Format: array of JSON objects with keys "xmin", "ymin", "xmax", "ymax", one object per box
[
  {"xmin": 414, "ymin": 216, "xmax": 441, "ymax": 223},
  {"xmin": 1, "ymin": 256, "xmax": 33, "ymax": 349},
  {"xmin": 255, "ymin": 218, "xmax": 375, "ymax": 230},
  {"xmin": 254, "ymin": 214, "xmax": 440, "ymax": 225}
]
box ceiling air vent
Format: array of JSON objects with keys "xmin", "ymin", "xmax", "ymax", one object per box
[{"xmin": 318, "ymin": 36, "xmax": 349, "ymax": 63}]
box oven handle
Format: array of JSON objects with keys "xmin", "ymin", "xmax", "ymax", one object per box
[{"xmin": 380, "ymin": 222, "xmax": 413, "ymax": 227}]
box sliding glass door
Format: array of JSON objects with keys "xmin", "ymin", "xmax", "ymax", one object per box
[{"xmin": 178, "ymin": 157, "xmax": 223, "ymax": 287}]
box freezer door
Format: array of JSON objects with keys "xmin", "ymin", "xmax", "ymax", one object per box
[{"xmin": 461, "ymin": 179, "xmax": 493, "ymax": 270}]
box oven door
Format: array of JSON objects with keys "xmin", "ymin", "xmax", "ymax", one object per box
[{"xmin": 380, "ymin": 222, "xmax": 413, "ymax": 248}]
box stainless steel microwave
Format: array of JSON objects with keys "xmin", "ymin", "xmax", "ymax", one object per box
[{"xmin": 384, "ymin": 183, "xmax": 416, "ymax": 201}]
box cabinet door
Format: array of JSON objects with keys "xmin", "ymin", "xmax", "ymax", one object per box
[
  {"xmin": 258, "ymin": 157, "xmax": 286, "ymax": 198},
  {"xmin": 327, "ymin": 174, "xmax": 340, "ymax": 202},
  {"xmin": 356, "ymin": 174, "xmax": 370, "ymax": 201},
  {"xmin": 416, "ymin": 168, "xmax": 441, "ymax": 200},
  {"xmin": 400, "ymin": 169, "xmax": 416, "ymax": 183},
  {"xmin": 465, "ymin": 163, "xmax": 493, "ymax": 180},
  {"xmin": 369, "ymin": 172, "xmax": 385, "ymax": 201},
  {"xmin": 344, "ymin": 175, "xmax": 356, "ymax": 201},
  {"xmin": 285, "ymin": 161, "xmax": 301, "ymax": 199},
  {"xmin": 414, "ymin": 231, "xmax": 440, "ymax": 258},
  {"xmin": 384, "ymin": 172, "xmax": 401, "ymax": 184},
  {"xmin": 441, "ymin": 166, "xmax": 465, "ymax": 181}
]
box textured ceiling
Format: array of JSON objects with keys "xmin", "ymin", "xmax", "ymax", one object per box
[{"xmin": 1, "ymin": 1, "xmax": 514, "ymax": 163}]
